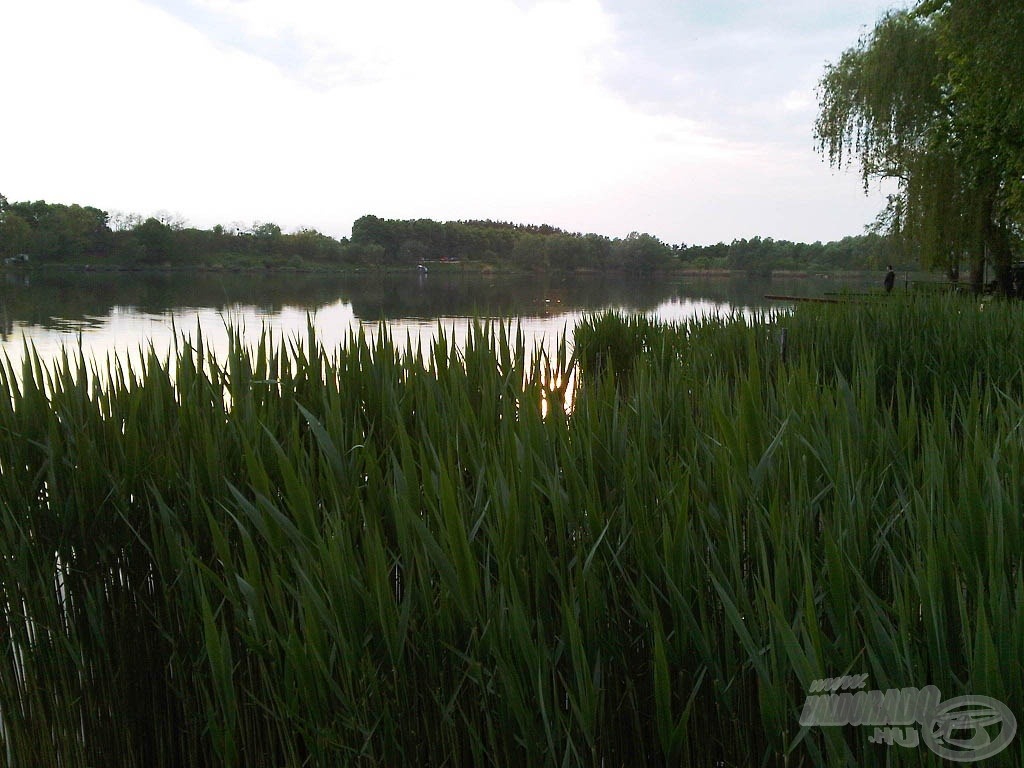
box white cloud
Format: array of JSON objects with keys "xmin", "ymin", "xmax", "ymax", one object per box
[{"xmin": 0, "ymin": 0, "xmax": 890, "ymax": 244}]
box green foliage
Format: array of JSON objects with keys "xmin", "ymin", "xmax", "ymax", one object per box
[
  {"xmin": 1, "ymin": 195, "xmax": 899, "ymax": 273},
  {"xmin": 0, "ymin": 211, "xmax": 32, "ymax": 259},
  {"xmin": 678, "ymin": 232, "xmax": 897, "ymax": 272},
  {"xmin": 612, "ymin": 231, "xmax": 676, "ymax": 271},
  {"xmin": 351, "ymin": 214, "xmax": 676, "ymax": 272},
  {"xmin": 930, "ymin": 0, "xmax": 1024, "ymax": 222},
  {"xmin": 816, "ymin": 12, "xmax": 944, "ymax": 178},
  {"xmin": 1, "ymin": 298, "xmax": 1023, "ymax": 765},
  {"xmin": 133, "ymin": 217, "xmax": 176, "ymax": 263},
  {"xmin": 348, "ymin": 216, "xmax": 892, "ymax": 273},
  {"xmin": 2, "ymin": 200, "xmax": 112, "ymax": 262},
  {"xmin": 574, "ymin": 312, "xmax": 681, "ymax": 385},
  {"xmin": 816, "ymin": 3, "xmax": 1024, "ymax": 290}
]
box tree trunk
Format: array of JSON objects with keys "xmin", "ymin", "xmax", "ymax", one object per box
[
  {"xmin": 967, "ymin": 186, "xmax": 991, "ymax": 293},
  {"xmin": 987, "ymin": 218, "xmax": 1014, "ymax": 295}
]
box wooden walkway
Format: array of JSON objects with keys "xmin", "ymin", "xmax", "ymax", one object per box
[{"xmin": 764, "ymin": 294, "xmax": 849, "ymax": 304}]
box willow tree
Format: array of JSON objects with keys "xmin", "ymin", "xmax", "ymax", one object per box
[
  {"xmin": 930, "ymin": 0, "xmax": 1024, "ymax": 285},
  {"xmin": 816, "ymin": 4, "xmax": 1021, "ymax": 291}
]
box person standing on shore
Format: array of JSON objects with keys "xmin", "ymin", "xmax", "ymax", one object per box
[{"xmin": 884, "ymin": 265, "xmax": 896, "ymax": 293}]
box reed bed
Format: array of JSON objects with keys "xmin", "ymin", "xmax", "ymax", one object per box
[{"xmin": 0, "ymin": 295, "xmax": 1022, "ymax": 766}]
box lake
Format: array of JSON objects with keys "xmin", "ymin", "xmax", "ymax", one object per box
[{"xmin": 0, "ymin": 270, "xmax": 879, "ymax": 369}]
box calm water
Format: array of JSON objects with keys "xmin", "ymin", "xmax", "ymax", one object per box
[{"xmin": 0, "ymin": 270, "xmax": 876, "ymax": 369}]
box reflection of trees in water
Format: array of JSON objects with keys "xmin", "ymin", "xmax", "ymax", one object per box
[
  {"xmin": 0, "ymin": 271, "xmax": 682, "ymax": 329},
  {"xmin": 343, "ymin": 273, "xmax": 678, "ymax": 319},
  {"xmin": 0, "ymin": 270, "xmax": 880, "ymax": 333},
  {"xmin": 673, "ymin": 274, "xmax": 878, "ymax": 307},
  {"xmin": 0, "ymin": 272, "xmax": 350, "ymax": 330},
  {"xmin": 0, "ymin": 304, "xmax": 12, "ymax": 341}
]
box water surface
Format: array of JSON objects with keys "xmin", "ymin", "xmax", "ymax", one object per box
[{"xmin": 0, "ymin": 270, "xmax": 875, "ymax": 368}]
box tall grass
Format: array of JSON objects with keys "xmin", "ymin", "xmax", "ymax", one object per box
[{"xmin": 1, "ymin": 295, "xmax": 1022, "ymax": 766}]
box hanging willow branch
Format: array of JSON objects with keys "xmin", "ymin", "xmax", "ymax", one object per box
[
  {"xmin": 813, "ymin": 6, "xmax": 1018, "ymax": 284},
  {"xmin": 814, "ymin": 10, "xmax": 947, "ymax": 190}
]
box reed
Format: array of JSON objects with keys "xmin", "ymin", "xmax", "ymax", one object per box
[{"xmin": 1, "ymin": 295, "xmax": 1021, "ymax": 766}]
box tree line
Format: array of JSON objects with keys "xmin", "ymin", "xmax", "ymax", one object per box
[
  {"xmin": 350, "ymin": 216, "xmax": 896, "ymax": 273},
  {"xmin": 0, "ymin": 196, "xmax": 896, "ymax": 273}
]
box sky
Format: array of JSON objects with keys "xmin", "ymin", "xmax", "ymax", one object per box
[{"xmin": 1, "ymin": 0, "xmax": 907, "ymax": 246}]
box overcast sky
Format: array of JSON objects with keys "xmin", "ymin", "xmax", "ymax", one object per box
[{"xmin": 1, "ymin": 0, "xmax": 906, "ymax": 245}]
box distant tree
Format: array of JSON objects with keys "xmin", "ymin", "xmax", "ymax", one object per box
[
  {"xmin": 287, "ymin": 228, "xmax": 344, "ymax": 262},
  {"xmin": 251, "ymin": 222, "xmax": 282, "ymax": 240},
  {"xmin": 509, "ymin": 233, "xmax": 546, "ymax": 270},
  {"xmin": 133, "ymin": 217, "xmax": 175, "ymax": 263},
  {"xmin": 612, "ymin": 232, "xmax": 675, "ymax": 272},
  {"xmin": 3, "ymin": 200, "xmax": 111, "ymax": 261},
  {"xmin": 153, "ymin": 210, "xmax": 188, "ymax": 230},
  {"xmin": 0, "ymin": 211, "xmax": 32, "ymax": 258},
  {"xmin": 109, "ymin": 211, "xmax": 144, "ymax": 232},
  {"xmin": 341, "ymin": 241, "xmax": 386, "ymax": 267}
]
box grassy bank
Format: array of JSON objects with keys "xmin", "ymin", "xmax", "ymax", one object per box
[{"xmin": 1, "ymin": 296, "xmax": 1022, "ymax": 766}]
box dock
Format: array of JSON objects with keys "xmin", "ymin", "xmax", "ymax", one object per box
[{"xmin": 763, "ymin": 294, "xmax": 848, "ymax": 304}]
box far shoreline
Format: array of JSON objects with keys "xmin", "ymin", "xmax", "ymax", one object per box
[{"xmin": 1, "ymin": 261, "xmax": 894, "ymax": 281}]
